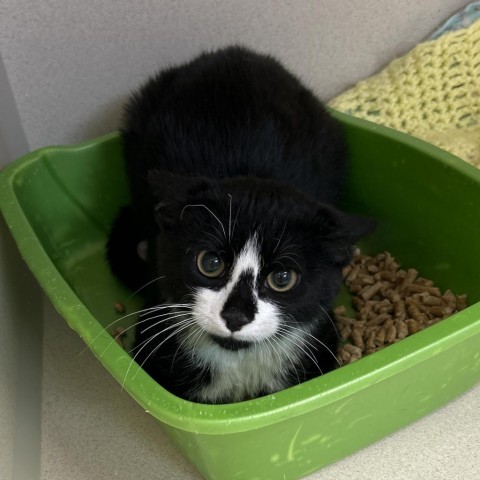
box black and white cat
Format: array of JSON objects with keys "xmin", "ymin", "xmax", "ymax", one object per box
[{"xmin": 107, "ymin": 46, "xmax": 375, "ymax": 404}]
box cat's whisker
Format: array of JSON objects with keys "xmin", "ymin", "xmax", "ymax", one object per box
[
  {"xmin": 210, "ymin": 224, "xmax": 226, "ymax": 245},
  {"xmin": 277, "ymin": 327, "xmax": 323, "ymax": 375},
  {"xmin": 132, "ymin": 320, "xmax": 197, "ymax": 382},
  {"xmin": 172, "ymin": 324, "xmax": 203, "ymax": 370},
  {"xmin": 274, "ymin": 254, "xmax": 302, "ymax": 271},
  {"xmin": 140, "ymin": 311, "xmax": 192, "ymax": 334},
  {"xmin": 180, "ymin": 204, "xmax": 226, "ymax": 239},
  {"xmin": 278, "ymin": 325, "xmax": 319, "ymax": 353},
  {"xmin": 98, "ymin": 318, "xmax": 160, "ymax": 359},
  {"xmin": 263, "ymin": 335, "xmax": 284, "ymax": 370},
  {"xmin": 98, "ymin": 311, "xmax": 190, "ymax": 359},
  {"xmin": 307, "ymin": 336, "xmax": 340, "ymax": 368},
  {"xmin": 184, "ymin": 285, "xmax": 196, "ymax": 294},
  {"xmin": 278, "ymin": 331, "xmax": 323, "ymax": 375},
  {"xmin": 282, "ymin": 316, "xmax": 341, "ymax": 367},
  {"xmin": 277, "ymin": 250, "xmax": 302, "ymax": 259},
  {"xmin": 270, "ymin": 334, "xmax": 300, "ymax": 385},
  {"xmin": 180, "ymin": 291, "xmax": 197, "ymax": 301},
  {"xmin": 80, "ymin": 305, "xmax": 171, "ymax": 354},
  {"xmin": 231, "ymin": 203, "xmax": 241, "ymax": 239},
  {"xmin": 189, "ymin": 326, "xmax": 207, "ymax": 355},
  {"xmin": 227, "ymin": 193, "xmax": 232, "ymax": 242},
  {"xmin": 181, "ymin": 327, "xmax": 205, "ymax": 370},
  {"xmin": 204, "ymin": 230, "xmax": 224, "ymax": 248},
  {"xmin": 277, "ymin": 244, "xmax": 301, "ymax": 255},
  {"xmin": 139, "ymin": 303, "xmax": 191, "ymax": 316},
  {"xmin": 126, "ymin": 275, "xmax": 166, "ymax": 300},
  {"xmin": 272, "ymin": 220, "xmax": 288, "ymax": 254},
  {"xmin": 273, "ymin": 331, "xmax": 308, "ymax": 379},
  {"xmin": 132, "ymin": 316, "xmax": 194, "ymax": 352},
  {"xmin": 122, "ymin": 318, "xmax": 196, "ymax": 388},
  {"xmin": 132, "ymin": 318, "xmax": 194, "ymax": 356},
  {"xmin": 318, "ymin": 305, "xmax": 341, "ymax": 341}
]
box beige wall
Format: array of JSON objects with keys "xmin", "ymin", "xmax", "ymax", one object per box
[{"xmin": 0, "ymin": 0, "xmax": 469, "ymax": 151}]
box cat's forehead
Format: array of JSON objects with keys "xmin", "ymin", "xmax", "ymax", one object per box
[
  {"xmin": 182, "ymin": 177, "xmax": 319, "ymax": 224},
  {"xmin": 176, "ymin": 182, "xmax": 327, "ymax": 265},
  {"xmin": 181, "ymin": 196, "xmax": 310, "ymax": 255},
  {"xmin": 187, "ymin": 219, "xmax": 304, "ymax": 275},
  {"xmin": 184, "ymin": 189, "xmax": 312, "ymax": 230}
]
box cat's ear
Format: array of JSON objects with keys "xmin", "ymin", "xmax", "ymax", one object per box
[
  {"xmin": 321, "ymin": 206, "xmax": 377, "ymax": 243},
  {"xmin": 314, "ymin": 205, "xmax": 377, "ymax": 265},
  {"xmin": 147, "ymin": 170, "xmax": 212, "ymax": 230}
]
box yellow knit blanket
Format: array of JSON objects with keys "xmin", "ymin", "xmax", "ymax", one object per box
[{"xmin": 329, "ymin": 19, "xmax": 480, "ymax": 167}]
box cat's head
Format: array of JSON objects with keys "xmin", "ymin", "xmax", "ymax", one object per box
[{"xmin": 140, "ymin": 171, "xmax": 375, "ymax": 357}]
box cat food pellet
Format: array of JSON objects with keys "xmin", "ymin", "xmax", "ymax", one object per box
[
  {"xmin": 336, "ymin": 251, "xmax": 468, "ymax": 366},
  {"xmin": 338, "ymin": 348, "xmax": 351, "ymax": 364},
  {"xmin": 343, "ymin": 343, "xmax": 362, "ymax": 357},
  {"xmin": 405, "ymin": 284, "xmax": 441, "ymax": 297},
  {"xmin": 395, "ymin": 319, "xmax": 408, "ymax": 339},
  {"xmin": 427, "ymin": 306, "xmax": 453, "ymax": 318},
  {"xmin": 422, "ymin": 295, "xmax": 443, "ymax": 306},
  {"xmin": 351, "ymin": 297, "xmax": 365, "ymax": 311},
  {"xmin": 385, "ymin": 324, "xmax": 397, "ymax": 343},
  {"xmin": 367, "ymin": 264, "xmax": 379, "ymax": 273},
  {"xmin": 365, "ymin": 329, "xmax": 377, "ymax": 351},
  {"xmin": 394, "ymin": 301, "xmax": 406, "ymax": 321},
  {"xmin": 443, "ymin": 289, "xmax": 456, "ymax": 309},
  {"xmin": 337, "ymin": 344, "xmax": 362, "ymax": 363},
  {"xmin": 351, "ymin": 328, "xmax": 364, "ymax": 349},
  {"xmin": 406, "ymin": 319, "xmax": 420, "ymax": 335},
  {"xmin": 368, "ymin": 312, "xmax": 391, "ymax": 327},
  {"xmin": 375, "ymin": 299, "xmax": 393, "ymax": 314},
  {"xmin": 111, "ymin": 326, "xmax": 127, "ymax": 347},
  {"xmin": 457, "ymin": 294, "xmax": 468, "ymax": 311},
  {"xmin": 340, "ymin": 326, "xmax": 352, "ymax": 342},
  {"xmin": 114, "ymin": 302, "xmax": 126, "ymax": 314},
  {"xmin": 357, "ymin": 274, "xmax": 375, "ymax": 285},
  {"xmin": 358, "ymin": 282, "xmax": 384, "ymax": 301},
  {"xmin": 374, "ymin": 328, "xmax": 386, "ymax": 347},
  {"xmin": 406, "ymin": 301, "xmax": 428, "ymax": 324}
]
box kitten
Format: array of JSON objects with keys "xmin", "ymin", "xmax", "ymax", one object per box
[{"xmin": 107, "ymin": 46, "xmax": 375, "ymax": 404}]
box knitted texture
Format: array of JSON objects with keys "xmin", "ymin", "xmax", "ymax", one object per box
[{"xmin": 329, "ymin": 19, "xmax": 480, "ymax": 167}]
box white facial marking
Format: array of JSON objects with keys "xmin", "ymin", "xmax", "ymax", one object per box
[
  {"xmin": 229, "ymin": 235, "xmax": 261, "ymax": 281},
  {"xmin": 192, "ymin": 234, "xmax": 281, "ymax": 342},
  {"xmin": 232, "ymin": 299, "xmax": 278, "ymax": 341}
]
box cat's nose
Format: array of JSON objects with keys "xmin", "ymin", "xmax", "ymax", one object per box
[{"xmin": 221, "ymin": 308, "xmax": 250, "ymax": 332}]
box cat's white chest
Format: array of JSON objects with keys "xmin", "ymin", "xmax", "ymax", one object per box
[{"xmin": 192, "ymin": 343, "xmax": 291, "ymax": 403}]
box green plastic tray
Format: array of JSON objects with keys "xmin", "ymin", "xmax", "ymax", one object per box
[{"xmin": 1, "ymin": 112, "xmax": 479, "ymax": 480}]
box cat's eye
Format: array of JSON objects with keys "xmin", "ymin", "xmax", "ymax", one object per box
[
  {"xmin": 196, "ymin": 251, "xmax": 225, "ymax": 278},
  {"xmin": 266, "ymin": 269, "xmax": 299, "ymax": 292}
]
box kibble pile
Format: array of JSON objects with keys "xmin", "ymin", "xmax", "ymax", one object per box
[{"xmin": 336, "ymin": 252, "xmax": 468, "ymax": 365}]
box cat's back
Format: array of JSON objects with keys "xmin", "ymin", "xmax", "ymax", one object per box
[{"xmin": 122, "ymin": 46, "xmax": 347, "ymax": 204}]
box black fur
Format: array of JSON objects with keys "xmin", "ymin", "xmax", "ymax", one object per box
[{"xmin": 107, "ymin": 46, "xmax": 375, "ymax": 403}]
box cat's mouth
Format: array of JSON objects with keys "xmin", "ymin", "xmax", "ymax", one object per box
[{"xmin": 209, "ymin": 334, "xmax": 252, "ymax": 351}]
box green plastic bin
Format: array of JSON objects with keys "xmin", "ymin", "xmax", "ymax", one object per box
[{"xmin": 1, "ymin": 111, "xmax": 479, "ymax": 480}]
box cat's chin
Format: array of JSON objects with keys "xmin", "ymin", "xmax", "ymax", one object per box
[{"xmin": 209, "ymin": 334, "xmax": 252, "ymax": 351}]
